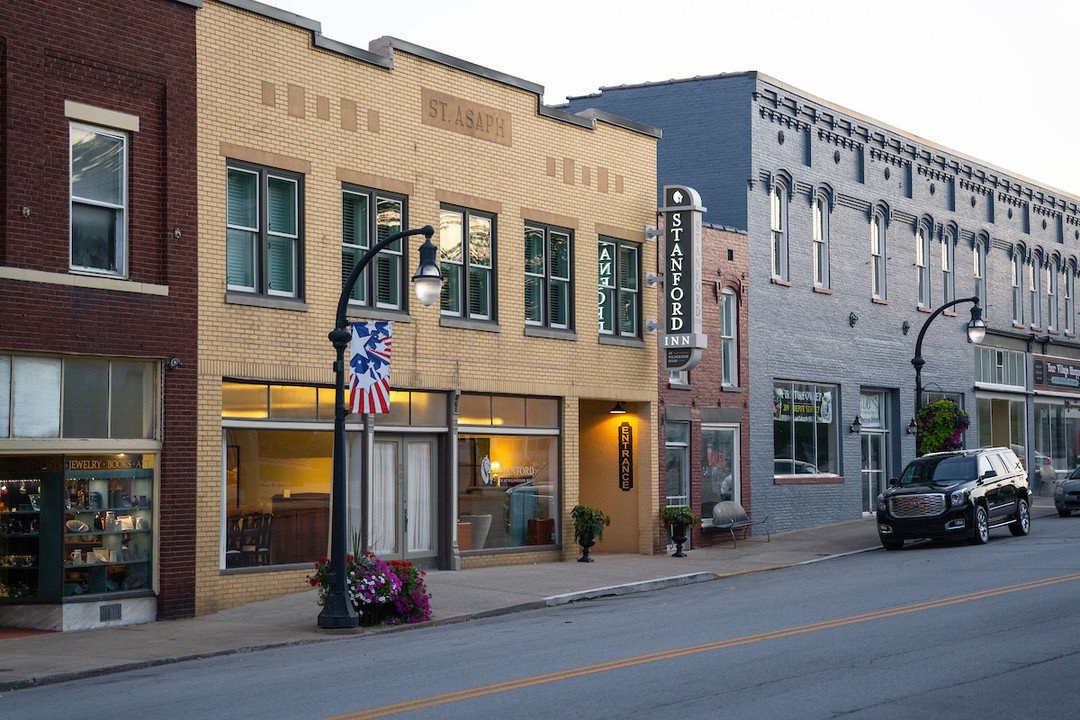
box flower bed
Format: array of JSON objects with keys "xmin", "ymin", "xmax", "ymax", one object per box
[{"xmin": 308, "ymin": 550, "xmax": 432, "ymax": 627}]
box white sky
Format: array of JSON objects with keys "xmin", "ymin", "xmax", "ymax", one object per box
[{"xmin": 266, "ymin": 0, "xmax": 1080, "ymax": 197}]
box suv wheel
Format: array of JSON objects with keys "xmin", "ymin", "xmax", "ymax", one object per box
[
  {"xmin": 1059, "ymin": 508, "xmax": 1073, "ymax": 518},
  {"xmin": 881, "ymin": 538, "xmax": 903, "ymax": 551},
  {"xmin": 1009, "ymin": 498, "xmax": 1031, "ymax": 537},
  {"xmin": 970, "ymin": 504, "xmax": 990, "ymax": 545}
]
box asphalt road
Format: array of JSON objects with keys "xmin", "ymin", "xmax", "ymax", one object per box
[{"xmin": 3, "ymin": 515, "xmax": 1079, "ymax": 719}]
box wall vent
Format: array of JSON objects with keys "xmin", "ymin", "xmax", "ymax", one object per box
[{"xmin": 100, "ymin": 604, "xmax": 122, "ymax": 622}]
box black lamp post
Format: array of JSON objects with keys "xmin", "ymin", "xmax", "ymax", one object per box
[
  {"xmin": 911, "ymin": 296, "xmax": 986, "ymax": 424},
  {"xmin": 318, "ymin": 224, "xmax": 441, "ymax": 629}
]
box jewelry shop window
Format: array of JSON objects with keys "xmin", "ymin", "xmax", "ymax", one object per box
[{"xmin": 457, "ymin": 394, "xmax": 560, "ymax": 551}]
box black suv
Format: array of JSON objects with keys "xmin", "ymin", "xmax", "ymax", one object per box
[{"xmin": 876, "ymin": 447, "xmax": 1031, "ymax": 550}]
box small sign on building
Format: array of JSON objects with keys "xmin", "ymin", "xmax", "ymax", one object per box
[
  {"xmin": 618, "ymin": 421, "xmax": 633, "ymax": 491},
  {"xmin": 659, "ymin": 185, "xmax": 707, "ymax": 372}
]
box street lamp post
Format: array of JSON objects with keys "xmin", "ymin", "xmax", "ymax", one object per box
[
  {"xmin": 318, "ymin": 224, "xmax": 441, "ymax": 629},
  {"xmin": 911, "ymin": 296, "xmax": 987, "ymax": 424}
]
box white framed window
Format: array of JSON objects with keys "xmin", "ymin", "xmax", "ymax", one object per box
[
  {"xmin": 770, "ymin": 183, "xmax": 788, "ymax": 281},
  {"xmin": 1047, "ymin": 258, "xmax": 1059, "ymax": 331},
  {"xmin": 665, "ymin": 421, "xmax": 690, "ymax": 507},
  {"xmin": 524, "ymin": 223, "xmax": 571, "ymax": 329},
  {"xmin": 1066, "ymin": 263, "xmax": 1076, "ymax": 334},
  {"xmin": 1029, "ymin": 256, "xmax": 1041, "ymax": 328},
  {"xmin": 975, "ymin": 346, "xmax": 1026, "ymax": 388},
  {"xmin": 871, "ymin": 212, "xmax": 887, "ymax": 300},
  {"xmin": 701, "ymin": 424, "xmax": 739, "ymax": 524},
  {"xmin": 226, "ymin": 162, "xmax": 302, "ymax": 297},
  {"xmin": 973, "ymin": 238, "xmax": 987, "ymax": 315},
  {"xmin": 668, "ymin": 370, "xmax": 689, "ymax": 387},
  {"xmin": 342, "ymin": 187, "xmax": 408, "ymax": 310},
  {"xmin": 812, "ymin": 194, "xmax": 830, "ymax": 288},
  {"xmin": 440, "ymin": 206, "xmax": 495, "ymax": 321},
  {"xmin": 598, "ymin": 237, "xmax": 639, "ymax": 338},
  {"xmin": 941, "ymin": 232, "xmax": 954, "ymax": 305},
  {"xmin": 70, "ymin": 122, "xmax": 127, "ymax": 276},
  {"xmin": 720, "ymin": 288, "xmax": 737, "ymax": 387},
  {"xmin": 916, "ymin": 224, "xmax": 930, "ymax": 307},
  {"xmin": 1012, "ymin": 251, "xmax": 1024, "ymax": 325}
]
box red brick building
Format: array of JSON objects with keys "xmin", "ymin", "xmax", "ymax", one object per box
[
  {"xmin": 0, "ymin": 0, "xmax": 199, "ymax": 629},
  {"xmin": 658, "ymin": 223, "xmax": 752, "ymax": 548}
]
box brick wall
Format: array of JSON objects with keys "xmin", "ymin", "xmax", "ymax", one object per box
[{"xmin": 0, "ymin": 0, "xmax": 199, "ymax": 619}]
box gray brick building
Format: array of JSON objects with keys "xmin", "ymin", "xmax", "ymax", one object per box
[{"xmin": 567, "ymin": 72, "xmax": 1080, "ymax": 533}]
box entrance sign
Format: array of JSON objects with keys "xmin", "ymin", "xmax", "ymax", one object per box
[
  {"xmin": 618, "ymin": 421, "xmax": 634, "ymax": 491},
  {"xmin": 659, "ymin": 185, "xmax": 707, "ymax": 371}
]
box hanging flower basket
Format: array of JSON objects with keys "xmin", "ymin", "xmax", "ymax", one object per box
[{"xmin": 915, "ymin": 399, "xmax": 969, "ymax": 456}]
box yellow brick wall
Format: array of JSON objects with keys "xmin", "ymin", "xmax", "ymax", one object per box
[{"xmin": 194, "ymin": 1, "xmax": 659, "ymax": 614}]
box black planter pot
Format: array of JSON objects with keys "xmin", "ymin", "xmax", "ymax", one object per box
[
  {"xmin": 577, "ymin": 530, "xmax": 596, "ymax": 562},
  {"xmin": 670, "ymin": 522, "xmax": 689, "ymax": 557}
]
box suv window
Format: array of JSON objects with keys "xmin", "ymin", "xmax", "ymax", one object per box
[
  {"xmin": 978, "ymin": 454, "xmax": 994, "ymax": 478},
  {"xmin": 987, "ymin": 453, "xmax": 1008, "ymax": 476},
  {"xmin": 899, "ymin": 455, "xmax": 975, "ymax": 485}
]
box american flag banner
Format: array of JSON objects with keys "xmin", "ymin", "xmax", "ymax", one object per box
[{"xmin": 348, "ymin": 321, "xmax": 393, "ymax": 414}]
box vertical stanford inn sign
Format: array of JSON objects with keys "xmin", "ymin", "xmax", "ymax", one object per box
[{"xmin": 660, "ymin": 185, "xmax": 707, "ymax": 371}]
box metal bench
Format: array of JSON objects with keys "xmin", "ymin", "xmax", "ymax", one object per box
[{"xmin": 710, "ymin": 500, "xmax": 769, "ymax": 548}]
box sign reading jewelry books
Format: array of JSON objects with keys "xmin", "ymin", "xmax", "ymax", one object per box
[
  {"xmin": 660, "ymin": 185, "xmax": 707, "ymax": 371},
  {"xmin": 349, "ymin": 321, "xmax": 393, "ymax": 414}
]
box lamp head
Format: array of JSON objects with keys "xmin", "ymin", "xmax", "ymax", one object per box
[
  {"xmin": 411, "ymin": 228, "xmax": 442, "ymax": 306},
  {"xmin": 967, "ymin": 303, "xmax": 986, "ymax": 344}
]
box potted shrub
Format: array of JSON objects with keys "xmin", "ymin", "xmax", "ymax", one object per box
[
  {"xmin": 662, "ymin": 506, "xmax": 701, "ymax": 557},
  {"xmin": 571, "ymin": 504, "xmax": 611, "ymax": 563}
]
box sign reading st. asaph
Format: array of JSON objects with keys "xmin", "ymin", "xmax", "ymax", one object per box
[{"xmin": 660, "ymin": 185, "xmax": 707, "ymax": 371}]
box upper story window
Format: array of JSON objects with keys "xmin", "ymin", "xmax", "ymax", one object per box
[
  {"xmin": 70, "ymin": 123, "xmax": 127, "ymax": 276},
  {"xmin": 973, "ymin": 238, "xmax": 987, "ymax": 315},
  {"xmin": 227, "ymin": 161, "xmax": 302, "ymax": 298},
  {"xmin": 525, "ymin": 223, "xmax": 572, "ymax": 330},
  {"xmin": 975, "ymin": 346, "xmax": 1025, "ymax": 388},
  {"xmin": 870, "ymin": 211, "xmax": 887, "ymax": 300},
  {"xmin": 1028, "ymin": 256, "xmax": 1042, "ymax": 328},
  {"xmin": 915, "ymin": 224, "xmax": 931, "ymax": 307},
  {"xmin": 598, "ymin": 237, "xmax": 639, "ymax": 338},
  {"xmin": 342, "ymin": 187, "xmax": 407, "ymax": 311},
  {"xmin": 1012, "ymin": 251, "xmax": 1024, "ymax": 325},
  {"xmin": 1046, "ymin": 257, "xmax": 1059, "ymax": 331},
  {"xmin": 440, "ymin": 206, "xmax": 495, "ymax": 321},
  {"xmin": 812, "ymin": 194, "xmax": 830, "ymax": 289},
  {"xmin": 941, "ymin": 232, "xmax": 955, "ymax": 305},
  {"xmin": 770, "ymin": 183, "xmax": 788, "ymax": 281},
  {"xmin": 720, "ymin": 288, "xmax": 738, "ymax": 387},
  {"xmin": 1066, "ymin": 263, "xmax": 1076, "ymax": 334}
]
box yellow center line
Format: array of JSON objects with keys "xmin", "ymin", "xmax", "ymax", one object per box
[{"xmin": 327, "ymin": 572, "xmax": 1080, "ymax": 720}]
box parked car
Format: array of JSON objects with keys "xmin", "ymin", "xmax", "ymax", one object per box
[
  {"xmin": 774, "ymin": 459, "xmax": 818, "ymax": 475},
  {"xmin": 876, "ymin": 447, "xmax": 1031, "ymax": 550},
  {"xmin": 1054, "ymin": 466, "xmax": 1080, "ymax": 517}
]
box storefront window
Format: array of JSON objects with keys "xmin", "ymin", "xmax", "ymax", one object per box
[
  {"xmin": 1034, "ymin": 401, "xmax": 1080, "ymax": 481},
  {"xmin": 1, "ymin": 454, "xmax": 156, "ymax": 602},
  {"xmin": 222, "ymin": 429, "xmax": 331, "ymax": 568},
  {"xmin": 457, "ymin": 433, "xmax": 559, "ymax": 551},
  {"xmin": 701, "ymin": 426, "xmax": 737, "ymax": 525},
  {"xmin": 976, "ymin": 396, "xmax": 1025, "ymax": 451},
  {"xmin": 665, "ymin": 422, "xmax": 689, "ymax": 507},
  {"xmin": 773, "ymin": 381, "xmax": 838, "ymax": 475}
]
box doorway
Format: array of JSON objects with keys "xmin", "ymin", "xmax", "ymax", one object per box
[
  {"xmin": 859, "ymin": 391, "xmax": 889, "ymax": 514},
  {"xmin": 368, "ymin": 434, "xmax": 438, "ymax": 563}
]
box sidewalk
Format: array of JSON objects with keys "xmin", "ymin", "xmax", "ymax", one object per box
[{"xmin": 0, "ymin": 503, "xmax": 1055, "ymax": 692}]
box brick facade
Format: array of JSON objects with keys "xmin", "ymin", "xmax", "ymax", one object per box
[
  {"xmin": 0, "ymin": 0, "xmax": 199, "ymax": 621},
  {"xmin": 194, "ymin": 1, "xmax": 660, "ymax": 613},
  {"xmin": 568, "ymin": 72, "xmax": 1080, "ymax": 534}
]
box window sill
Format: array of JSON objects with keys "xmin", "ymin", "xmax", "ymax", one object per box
[
  {"xmin": 524, "ymin": 325, "xmax": 577, "ymax": 341},
  {"xmin": 226, "ymin": 291, "xmax": 308, "ymax": 312},
  {"xmin": 770, "ymin": 277, "xmax": 792, "ymax": 287},
  {"xmin": 0, "ymin": 266, "xmax": 169, "ymax": 296},
  {"xmin": 598, "ymin": 334, "xmax": 645, "ymax": 348},
  {"xmin": 668, "ymin": 383, "xmax": 693, "ymax": 391},
  {"xmin": 1048, "ymin": 328, "xmax": 1060, "ymax": 335},
  {"xmin": 812, "ymin": 286, "xmax": 832, "ymax": 295},
  {"xmin": 440, "ymin": 316, "xmax": 501, "ymax": 333},
  {"xmin": 872, "ymin": 298, "xmax": 889, "ymax": 305},
  {"xmin": 918, "ymin": 305, "xmax": 932, "ymax": 313},
  {"xmin": 773, "ymin": 474, "xmax": 844, "ymax": 485},
  {"xmin": 1013, "ymin": 322, "xmax": 1027, "ymax": 329},
  {"xmin": 721, "ymin": 385, "xmax": 743, "ymax": 392},
  {"xmin": 943, "ymin": 311, "xmax": 957, "ymax": 317}
]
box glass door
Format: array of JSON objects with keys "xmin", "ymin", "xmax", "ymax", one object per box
[
  {"xmin": 368, "ymin": 435, "xmax": 437, "ymax": 562},
  {"xmin": 859, "ymin": 392, "xmax": 888, "ymax": 513}
]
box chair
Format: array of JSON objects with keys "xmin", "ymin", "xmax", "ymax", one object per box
[
  {"xmin": 240, "ymin": 512, "xmax": 270, "ymax": 566},
  {"xmin": 225, "ymin": 515, "xmax": 243, "ymax": 568},
  {"xmin": 710, "ymin": 501, "xmax": 769, "ymax": 548}
]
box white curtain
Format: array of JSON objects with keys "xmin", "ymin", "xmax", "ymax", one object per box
[
  {"xmin": 407, "ymin": 441, "xmax": 433, "ymax": 553},
  {"xmin": 369, "ymin": 442, "xmax": 397, "ymax": 555}
]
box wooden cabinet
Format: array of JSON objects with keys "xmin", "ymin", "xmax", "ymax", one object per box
[{"xmin": 270, "ymin": 493, "xmax": 329, "ymax": 565}]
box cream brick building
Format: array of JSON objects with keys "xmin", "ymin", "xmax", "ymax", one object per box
[{"xmin": 195, "ymin": 0, "xmax": 661, "ymax": 614}]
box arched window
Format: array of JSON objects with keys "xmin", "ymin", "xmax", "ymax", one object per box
[
  {"xmin": 1029, "ymin": 252, "xmax": 1042, "ymax": 329},
  {"xmin": 1012, "ymin": 249, "xmax": 1024, "ymax": 325},
  {"xmin": 941, "ymin": 227, "xmax": 955, "ymax": 304},
  {"xmin": 915, "ymin": 222, "xmax": 931, "ymax": 307},
  {"xmin": 812, "ymin": 192, "xmax": 831, "ymax": 289},
  {"xmin": 1066, "ymin": 260, "xmax": 1076, "ymax": 334},
  {"xmin": 973, "ymin": 234, "xmax": 988, "ymax": 315},
  {"xmin": 1047, "ymin": 255, "xmax": 1060, "ymax": 331},
  {"xmin": 870, "ymin": 210, "xmax": 887, "ymax": 300},
  {"xmin": 770, "ymin": 182, "xmax": 788, "ymax": 281},
  {"xmin": 721, "ymin": 288, "xmax": 738, "ymax": 387}
]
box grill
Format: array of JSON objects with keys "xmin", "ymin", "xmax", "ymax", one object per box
[{"xmin": 889, "ymin": 493, "xmax": 946, "ymax": 518}]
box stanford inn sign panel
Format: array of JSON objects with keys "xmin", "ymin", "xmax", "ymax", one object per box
[{"xmin": 660, "ymin": 185, "xmax": 706, "ymax": 371}]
